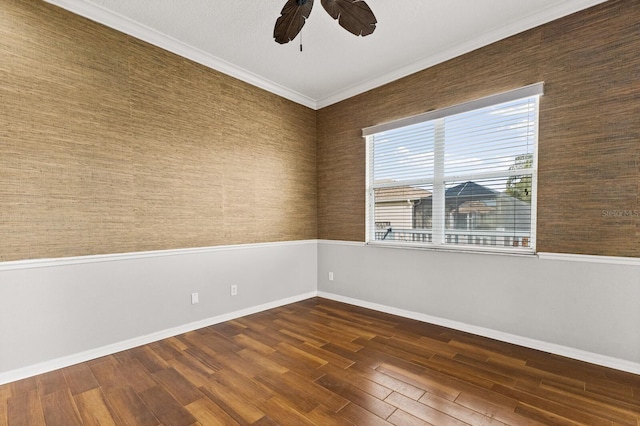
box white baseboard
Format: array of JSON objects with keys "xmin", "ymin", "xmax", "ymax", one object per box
[
  {"xmin": 4, "ymin": 287, "xmax": 638, "ymax": 385},
  {"xmin": 317, "ymin": 291, "xmax": 640, "ymax": 375},
  {"xmin": 0, "ymin": 291, "xmax": 317, "ymax": 386}
]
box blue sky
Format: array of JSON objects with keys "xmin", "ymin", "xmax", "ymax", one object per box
[{"xmin": 372, "ymin": 97, "xmax": 537, "ymax": 193}]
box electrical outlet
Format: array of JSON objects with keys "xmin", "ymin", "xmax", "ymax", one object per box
[
  {"xmin": 230, "ymin": 284, "xmax": 238, "ymax": 296},
  {"xmin": 191, "ymin": 292, "xmax": 199, "ymax": 304},
  {"xmin": 328, "ymin": 272, "xmax": 334, "ymax": 281}
]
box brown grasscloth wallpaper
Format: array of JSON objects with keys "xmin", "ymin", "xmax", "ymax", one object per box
[
  {"xmin": 0, "ymin": 0, "xmax": 317, "ymax": 261},
  {"xmin": 1, "ymin": 1, "xmax": 639, "ymax": 261},
  {"xmin": 317, "ymin": 0, "xmax": 640, "ymax": 257}
]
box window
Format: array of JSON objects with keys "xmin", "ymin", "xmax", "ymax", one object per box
[{"xmin": 364, "ymin": 83, "xmax": 543, "ymax": 254}]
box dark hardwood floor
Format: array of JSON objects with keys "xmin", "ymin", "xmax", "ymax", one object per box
[{"xmin": 1, "ymin": 297, "xmax": 639, "ymax": 425}]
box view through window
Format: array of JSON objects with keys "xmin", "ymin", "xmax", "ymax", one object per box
[{"xmin": 364, "ymin": 84, "xmax": 542, "ymax": 253}]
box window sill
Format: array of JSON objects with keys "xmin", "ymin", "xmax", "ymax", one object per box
[{"xmin": 365, "ymin": 241, "xmax": 537, "ymax": 257}]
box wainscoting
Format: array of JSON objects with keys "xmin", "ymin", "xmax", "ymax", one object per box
[
  {"xmin": 2, "ymin": 239, "xmax": 639, "ymax": 387},
  {"xmin": 0, "ymin": 241, "xmax": 317, "ymax": 385},
  {"xmin": 317, "ymin": 240, "xmax": 640, "ymax": 373}
]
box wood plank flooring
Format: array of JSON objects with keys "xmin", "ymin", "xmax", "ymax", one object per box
[{"xmin": 1, "ymin": 297, "xmax": 639, "ymax": 425}]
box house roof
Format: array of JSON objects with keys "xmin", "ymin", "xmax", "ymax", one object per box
[
  {"xmin": 374, "ymin": 186, "xmax": 431, "ymax": 203},
  {"xmin": 457, "ymin": 201, "xmax": 496, "ymax": 214},
  {"xmin": 445, "ymin": 181, "xmax": 498, "ymax": 199}
]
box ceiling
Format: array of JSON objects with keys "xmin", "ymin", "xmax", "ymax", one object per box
[{"xmin": 45, "ymin": 0, "xmax": 606, "ymax": 109}]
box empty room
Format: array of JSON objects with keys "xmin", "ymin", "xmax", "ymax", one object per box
[{"xmin": 1, "ymin": 0, "xmax": 639, "ymax": 424}]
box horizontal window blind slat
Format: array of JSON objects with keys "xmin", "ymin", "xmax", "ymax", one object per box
[{"xmin": 366, "ymin": 84, "xmax": 540, "ymax": 253}]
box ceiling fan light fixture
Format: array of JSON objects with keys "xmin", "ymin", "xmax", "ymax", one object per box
[
  {"xmin": 321, "ymin": 0, "xmax": 377, "ymax": 37},
  {"xmin": 274, "ymin": 0, "xmax": 315, "ymax": 44},
  {"xmin": 274, "ymin": 0, "xmax": 376, "ymax": 45}
]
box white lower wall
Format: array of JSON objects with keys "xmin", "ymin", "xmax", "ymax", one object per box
[
  {"xmin": 317, "ymin": 241, "xmax": 640, "ymax": 373},
  {"xmin": 0, "ymin": 241, "xmax": 317, "ymax": 385},
  {"xmin": 2, "ymin": 239, "xmax": 639, "ymax": 385}
]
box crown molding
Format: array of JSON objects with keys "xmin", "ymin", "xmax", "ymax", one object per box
[
  {"xmin": 45, "ymin": 0, "xmax": 607, "ymax": 110},
  {"xmin": 314, "ymin": 0, "xmax": 609, "ymax": 108},
  {"xmin": 43, "ymin": 0, "xmax": 317, "ymax": 109}
]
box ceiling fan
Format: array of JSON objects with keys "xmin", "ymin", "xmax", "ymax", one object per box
[{"xmin": 274, "ymin": 0, "xmax": 377, "ymax": 45}]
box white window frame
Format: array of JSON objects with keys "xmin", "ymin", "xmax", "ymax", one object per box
[{"xmin": 364, "ymin": 83, "xmax": 543, "ymax": 255}]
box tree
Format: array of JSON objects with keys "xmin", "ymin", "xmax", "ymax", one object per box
[{"xmin": 506, "ymin": 154, "xmax": 533, "ymax": 203}]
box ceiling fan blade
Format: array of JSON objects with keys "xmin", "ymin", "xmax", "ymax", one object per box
[
  {"xmin": 274, "ymin": 0, "xmax": 315, "ymax": 44},
  {"xmin": 321, "ymin": 0, "xmax": 376, "ymax": 37}
]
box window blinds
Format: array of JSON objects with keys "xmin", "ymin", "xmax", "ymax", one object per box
[{"xmin": 365, "ymin": 83, "xmax": 543, "ymax": 253}]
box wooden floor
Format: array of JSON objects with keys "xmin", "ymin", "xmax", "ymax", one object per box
[{"xmin": 1, "ymin": 298, "xmax": 639, "ymax": 425}]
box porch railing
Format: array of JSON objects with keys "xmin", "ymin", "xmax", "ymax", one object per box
[{"xmin": 375, "ymin": 228, "xmax": 531, "ymax": 248}]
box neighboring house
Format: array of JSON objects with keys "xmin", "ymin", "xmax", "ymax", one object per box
[
  {"xmin": 411, "ymin": 181, "xmax": 532, "ymax": 246},
  {"xmin": 373, "ymin": 185, "xmax": 431, "ymax": 240}
]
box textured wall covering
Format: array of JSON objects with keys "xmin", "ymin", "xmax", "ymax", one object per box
[
  {"xmin": 317, "ymin": 0, "xmax": 640, "ymax": 257},
  {"xmin": 2, "ymin": 0, "xmax": 639, "ymax": 261},
  {"xmin": 0, "ymin": 0, "xmax": 317, "ymax": 261}
]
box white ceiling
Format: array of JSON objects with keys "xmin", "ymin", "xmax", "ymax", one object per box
[{"xmin": 45, "ymin": 0, "xmax": 606, "ymax": 109}]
